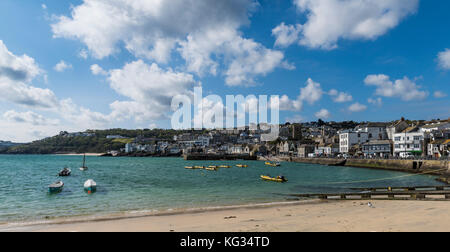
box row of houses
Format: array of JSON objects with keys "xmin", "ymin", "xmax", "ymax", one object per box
[{"xmin": 339, "ymin": 120, "xmax": 450, "ymax": 158}]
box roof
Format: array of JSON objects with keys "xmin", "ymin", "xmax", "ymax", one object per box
[
  {"xmin": 431, "ymin": 139, "xmax": 450, "ymax": 145},
  {"xmin": 363, "ymin": 140, "xmax": 392, "ymax": 145},
  {"xmin": 401, "ymin": 126, "xmax": 419, "ymax": 133}
]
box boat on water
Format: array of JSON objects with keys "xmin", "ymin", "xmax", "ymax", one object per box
[
  {"xmin": 236, "ymin": 164, "xmax": 248, "ymax": 168},
  {"xmin": 84, "ymin": 179, "xmax": 97, "ymax": 193},
  {"xmin": 219, "ymin": 165, "xmax": 231, "ymax": 168},
  {"xmin": 185, "ymin": 166, "xmax": 194, "ymax": 169},
  {"xmin": 58, "ymin": 167, "xmax": 71, "ymax": 177},
  {"xmin": 208, "ymin": 165, "xmax": 218, "ymax": 169},
  {"xmin": 194, "ymin": 166, "xmax": 206, "ymax": 169},
  {"xmin": 48, "ymin": 181, "xmax": 64, "ymax": 193},
  {"xmin": 265, "ymin": 162, "xmax": 281, "ymax": 167},
  {"xmin": 205, "ymin": 167, "xmax": 218, "ymax": 171},
  {"xmin": 79, "ymin": 154, "xmax": 88, "ymax": 171},
  {"xmin": 260, "ymin": 175, "xmax": 288, "ymax": 183}
]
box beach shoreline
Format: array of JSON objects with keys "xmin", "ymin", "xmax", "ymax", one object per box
[
  {"xmin": 54, "ymin": 153, "xmax": 105, "ymax": 156},
  {"xmin": 4, "ymin": 199, "xmax": 450, "ymax": 232}
]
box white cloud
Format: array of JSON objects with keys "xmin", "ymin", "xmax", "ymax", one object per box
[
  {"xmin": 348, "ymin": 102, "xmax": 368, "ymax": 112},
  {"xmin": 51, "ymin": 0, "xmax": 290, "ymax": 86},
  {"xmin": 0, "ymin": 40, "xmax": 59, "ymax": 109},
  {"xmin": 284, "ymin": 0, "xmax": 418, "ymax": 49},
  {"xmin": 3, "ymin": 110, "xmax": 59, "ymax": 126},
  {"xmin": 78, "ymin": 49, "xmax": 88, "ymax": 59},
  {"xmin": 54, "ymin": 60, "xmax": 72, "ymax": 72},
  {"xmin": 41, "ymin": 4, "xmax": 47, "ymax": 10},
  {"xmin": 368, "ymin": 97, "xmax": 383, "ymax": 106},
  {"xmin": 315, "ymin": 109, "xmax": 331, "ymax": 119},
  {"xmin": 90, "ymin": 64, "xmax": 108, "ymax": 76},
  {"xmin": 364, "ymin": 74, "xmax": 428, "ymax": 101},
  {"xmin": 434, "ymin": 91, "xmax": 447, "ymax": 98},
  {"xmin": 299, "ymin": 78, "xmax": 324, "ymax": 105},
  {"xmin": 272, "ymin": 23, "xmax": 302, "ymax": 48},
  {"xmin": 438, "ymin": 49, "xmax": 450, "ymax": 70},
  {"xmin": 107, "ymin": 60, "xmax": 200, "ymax": 121},
  {"xmin": 328, "ymin": 89, "xmax": 353, "ymax": 103}
]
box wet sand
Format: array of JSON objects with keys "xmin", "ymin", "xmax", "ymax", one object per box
[{"xmin": 9, "ymin": 200, "xmax": 450, "ymax": 232}]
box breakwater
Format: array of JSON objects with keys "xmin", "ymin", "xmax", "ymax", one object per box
[
  {"xmin": 184, "ymin": 154, "xmax": 257, "ymax": 160},
  {"xmin": 269, "ymin": 157, "xmax": 450, "ymax": 176}
]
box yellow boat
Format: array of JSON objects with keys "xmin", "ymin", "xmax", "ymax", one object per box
[
  {"xmin": 194, "ymin": 166, "xmax": 205, "ymax": 169},
  {"xmin": 219, "ymin": 165, "xmax": 231, "ymax": 168},
  {"xmin": 265, "ymin": 162, "xmax": 281, "ymax": 167},
  {"xmin": 208, "ymin": 165, "xmax": 218, "ymax": 169},
  {"xmin": 260, "ymin": 175, "xmax": 287, "ymax": 183},
  {"xmin": 185, "ymin": 166, "xmax": 194, "ymax": 169},
  {"xmin": 236, "ymin": 164, "xmax": 248, "ymax": 168},
  {"xmin": 205, "ymin": 167, "xmax": 218, "ymax": 171}
]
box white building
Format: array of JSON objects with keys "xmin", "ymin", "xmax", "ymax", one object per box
[
  {"xmin": 339, "ymin": 131, "xmax": 370, "ymax": 153},
  {"xmin": 420, "ymin": 122, "xmax": 450, "ymax": 133},
  {"xmin": 355, "ymin": 123, "xmax": 388, "ymax": 140},
  {"xmin": 393, "ymin": 127, "xmax": 426, "ymax": 156}
]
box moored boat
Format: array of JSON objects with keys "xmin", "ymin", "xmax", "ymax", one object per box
[
  {"xmin": 84, "ymin": 179, "xmax": 97, "ymax": 193},
  {"xmin": 48, "ymin": 181, "xmax": 64, "ymax": 193},
  {"xmin": 265, "ymin": 162, "xmax": 281, "ymax": 167},
  {"xmin": 59, "ymin": 167, "xmax": 71, "ymax": 177},
  {"xmin": 236, "ymin": 164, "xmax": 248, "ymax": 168},
  {"xmin": 79, "ymin": 154, "xmax": 88, "ymax": 171},
  {"xmin": 185, "ymin": 166, "xmax": 194, "ymax": 169},
  {"xmin": 219, "ymin": 165, "xmax": 231, "ymax": 168},
  {"xmin": 205, "ymin": 167, "xmax": 218, "ymax": 171},
  {"xmin": 260, "ymin": 175, "xmax": 287, "ymax": 183}
]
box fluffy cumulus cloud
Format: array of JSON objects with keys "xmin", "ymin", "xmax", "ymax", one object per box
[
  {"xmin": 348, "ymin": 102, "xmax": 368, "ymax": 112},
  {"xmin": 272, "ymin": 23, "xmax": 302, "ymax": 48},
  {"xmin": 437, "ymin": 49, "xmax": 450, "ymax": 70},
  {"xmin": 328, "ymin": 89, "xmax": 353, "ymax": 103},
  {"xmin": 368, "ymin": 97, "xmax": 383, "ymax": 106},
  {"xmin": 272, "ymin": 78, "xmax": 324, "ymax": 112},
  {"xmin": 107, "ymin": 60, "xmax": 200, "ymax": 121},
  {"xmin": 54, "ymin": 60, "xmax": 72, "ymax": 72},
  {"xmin": 434, "ymin": 91, "xmax": 447, "ymax": 98},
  {"xmin": 0, "ymin": 40, "xmax": 59, "ymax": 109},
  {"xmin": 315, "ymin": 109, "xmax": 331, "ymax": 119},
  {"xmin": 275, "ymin": 0, "xmax": 418, "ymax": 49},
  {"xmin": 364, "ymin": 74, "xmax": 428, "ymax": 101},
  {"xmin": 90, "ymin": 64, "xmax": 107, "ymax": 76},
  {"xmin": 3, "ymin": 110, "xmax": 59, "ymax": 126},
  {"xmin": 51, "ymin": 0, "xmax": 290, "ymax": 86}
]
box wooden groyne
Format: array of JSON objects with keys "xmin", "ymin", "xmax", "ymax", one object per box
[
  {"xmin": 184, "ymin": 154, "xmax": 257, "ymax": 161},
  {"xmin": 288, "ymin": 185, "xmax": 450, "ymax": 201}
]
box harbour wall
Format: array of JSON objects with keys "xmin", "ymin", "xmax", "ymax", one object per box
[
  {"xmin": 269, "ymin": 157, "xmax": 450, "ymax": 176},
  {"xmin": 184, "ymin": 154, "xmax": 257, "ymax": 161}
]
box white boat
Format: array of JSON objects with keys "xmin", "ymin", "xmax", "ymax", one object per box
[
  {"xmin": 49, "ymin": 181, "xmax": 64, "ymax": 193},
  {"xmin": 84, "ymin": 179, "xmax": 97, "ymax": 193},
  {"xmin": 79, "ymin": 154, "xmax": 88, "ymax": 171}
]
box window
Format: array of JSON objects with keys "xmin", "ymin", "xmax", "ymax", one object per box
[
  {"xmin": 395, "ymin": 137, "xmax": 401, "ymax": 141},
  {"xmin": 414, "ymin": 136, "xmax": 420, "ymax": 141},
  {"xmin": 414, "ymin": 144, "xmax": 420, "ymax": 149}
]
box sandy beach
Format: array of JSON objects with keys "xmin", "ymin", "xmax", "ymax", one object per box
[
  {"xmin": 55, "ymin": 153, "xmax": 105, "ymax": 156},
  {"xmin": 8, "ymin": 200, "xmax": 450, "ymax": 232}
]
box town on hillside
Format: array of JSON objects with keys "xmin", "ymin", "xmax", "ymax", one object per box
[{"xmin": 103, "ymin": 118, "xmax": 450, "ymax": 159}]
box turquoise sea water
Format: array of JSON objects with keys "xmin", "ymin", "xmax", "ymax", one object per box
[{"xmin": 0, "ymin": 155, "xmax": 444, "ymax": 225}]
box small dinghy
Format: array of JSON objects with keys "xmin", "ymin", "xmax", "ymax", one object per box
[
  {"xmin": 84, "ymin": 179, "xmax": 97, "ymax": 193},
  {"xmin": 49, "ymin": 181, "xmax": 64, "ymax": 193},
  {"xmin": 59, "ymin": 167, "xmax": 71, "ymax": 177}
]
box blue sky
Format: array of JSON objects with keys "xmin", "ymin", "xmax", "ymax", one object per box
[{"xmin": 0, "ymin": 0, "xmax": 449, "ymax": 142}]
